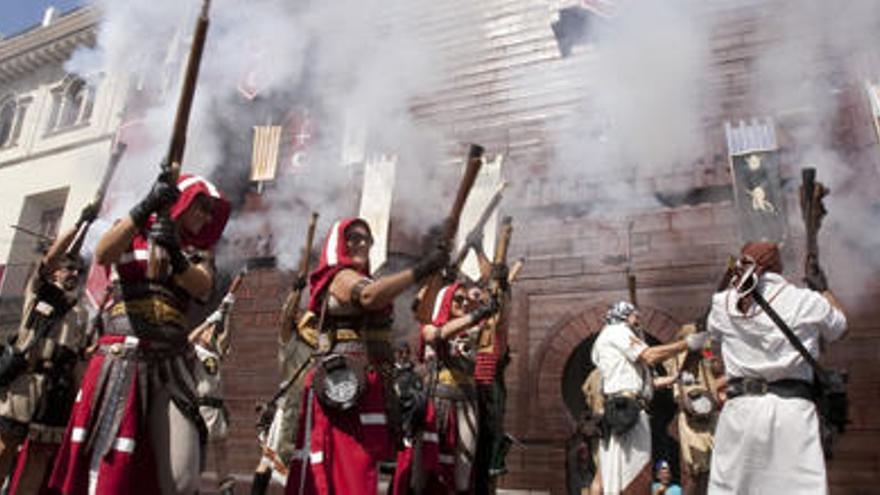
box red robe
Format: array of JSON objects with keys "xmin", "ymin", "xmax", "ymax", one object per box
[{"xmin": 47, "ymin": 174, "xmax": 229, "ymax": 494}]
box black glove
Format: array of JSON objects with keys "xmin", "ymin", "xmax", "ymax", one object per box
[
  {"xmin": 412, "ymin": 227, "xmax": 450, "ymax": 282},
  {"xmin": 292, "ymin": 275, "xmax": 307, "ymax": 291},
  {"xmin": 470, "ymin": 296, "xmax": 499, "ymax": 323},
  {"xmin": 490, "ymin": 263, "xmax": 510, "ymax": 290},
  {"xmin": 130, "ymin": 171, "xmax": 179, "ymax": 228},
  {"xmin": 149, "ymin": 217, "xmax": 190, "ymax": 275},
  {"xmin": 804, "ymin": 255, "xmax": 828, "ymax": 292},
  {"xmin": 76, "ymin": 202, "xmax": 99, "ymax": 227}
]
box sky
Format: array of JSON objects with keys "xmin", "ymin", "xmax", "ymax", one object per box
[{"xmin": 0, "ymin": 0, "xmax": 84, "ymax": 38}]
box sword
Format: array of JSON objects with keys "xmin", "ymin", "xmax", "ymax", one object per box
[{"xmin": 298, "ymin": 387, "xmax": 315, "ymax": 495}]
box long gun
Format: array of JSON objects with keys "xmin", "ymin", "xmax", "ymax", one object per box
[
  {"xmin": 452, "ymin": 181, "xmax": 508, "ymax": 268},
  {"xmin": 147, "ymin": 0, "xmax": 212, "ymax": 279},
  {"xmin": 478, "ymin": 216, "xmax": 513, "ymax": 351},
  {"xmin": 188, "ymin": 268, "xmax": 247, "ymax": 345},
  {"xmin": 67, "ymin": 142, "xmax": 128, "ymax": 256},
  {"xmin": 625, "ymin": 221, "xmax": 637, "ymax": 307},
  {"xmin": 415, "ymin": 144, "xmax": 484, "ymax": 323},
  {"xmin": 626, "ymin": 267, "xmax": 638, "ymax": 308},
  {"xmin": 799, "ymin": 168, "xmax": 828, "ymax": 276},
  {"xmin": 279, "ymin": 212, "xmax": 319, "ymax": 344}
]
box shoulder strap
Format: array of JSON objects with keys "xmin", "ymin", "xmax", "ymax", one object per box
[{"xmin": 751, "ymin": 288, "xmax": 824, "ymax": 374}]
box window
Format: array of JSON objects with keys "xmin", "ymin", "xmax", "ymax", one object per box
[
  {"xmin": 38, "ymin": 207, "xmax": 63, "ymax": 240},
  {"xmin": 45, "ymin": 76, "xmax": 96, "ymax": 133},
  {"xmin": 0, "ymin": 95, "xmax": 30, "ymax": 148}
]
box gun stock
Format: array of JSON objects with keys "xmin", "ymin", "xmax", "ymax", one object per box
[
  {"xmin": 627, "ymin": 268, "xmax": 638, "ymax": 308},
  {"xmin": 279, "ymin": 212, "xmax": 319, "ymax": 342},
  {"xmin": 801, "ymin": 168, "xmax": 817, "ymax": 258},
  {"xmin": 507, "ymin": 257, "xmax": 525, "ymax": 284},
  {"xmin": 799, "ymin": 167, "xmax": 828, "ymax": 280},
  {"xmin": 228, "ymin": 270, "xmax": 246, "ymax": 295},
  {"xmin": 416, "ymin": 144, "xmax": 484, "ymax": 323},
  {"xmin": 148, "ymin": 0, "xmax": 212, "ymax": 279}
]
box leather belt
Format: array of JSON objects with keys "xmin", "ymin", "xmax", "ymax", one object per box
[
  {"xmin": 438, "ymin": 367, "xmax": 474, "ymax": 387},
  {"xmin": 605, "ymin": 391, "xmax": 649, "ymax": 410},
  {"xmin": 434, "ymin": 382, "xmax": 475, "ymax": 401},
  {"xmin": 198, "ymin": 396, "xmax": 225, "ymax": 408},
  {"xmin": 727, "ymin": 377, "xmax": 813, "ymax": 400},
  {"xmin": 109, "ymin": 298, "xmax": 186, "ymax": 329}
]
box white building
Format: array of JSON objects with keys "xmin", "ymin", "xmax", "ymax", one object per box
[{"xmin": 0, "ymin": 7, "xmax": 128, "ymax": 329}]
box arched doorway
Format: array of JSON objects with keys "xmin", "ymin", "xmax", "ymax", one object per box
[
  {"xmin": 560, "ymin": 335, "xmax": 597, "ymax": 421},
  {"xmin": 539, "ymin": 305, "xmax": 685, "ymax": 486}
]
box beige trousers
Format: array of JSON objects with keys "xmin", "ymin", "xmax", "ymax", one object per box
[{"xmin": 146, "ymin": 359, "xmax": 202, "ymax": 495}]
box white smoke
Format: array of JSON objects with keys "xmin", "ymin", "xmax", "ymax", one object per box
[
  {"xmin": 67, "ymin": 0, "xmax": 455, "ymax": 270},
  {"xmin": 744, "ymin": 0, "xmax": 880, "ymax": 307},
  {"xmin": 512, "ymin": 0, "xmax": 713, "ymax": 216}
]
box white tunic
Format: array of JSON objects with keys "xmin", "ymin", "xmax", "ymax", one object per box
[
  {"xmin": 591, "ymin": 322, "xmax": 652, "ymax": 493},
  {"xmin": 591, "ymin": 322, "xmax": 652, "ymax": 401},
  {"xmin": 707, "ymin": 273, "xmax": 846, "ymax": 495},
  {"xmin": 193, "ymin": 343, "xmax": 228, "ymax": 439}
]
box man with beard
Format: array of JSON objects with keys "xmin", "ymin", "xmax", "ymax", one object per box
[
  {"xmin": 0, "ymin": 202, "xmax": 96, "ymax": 493},
  {"xmin": 285, "ymin": 217, "xmax": 448, "ymax": 495},
  {"xmin": 591, "ymin": 301, "xmax": 705, "ymax": 494}
]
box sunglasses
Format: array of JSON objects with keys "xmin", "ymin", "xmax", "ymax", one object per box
[
  {"xmin": 452, "ymin": 294, "xmax": 468, "ymax": 305},
  {"xmin": 345, "ymin": 232, "xmax": 373, "ymax": 247}
]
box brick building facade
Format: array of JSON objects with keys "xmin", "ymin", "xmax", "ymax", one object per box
[{"xmin": 211, "ymin": 1, "xmax": 880, "ymax": 493}]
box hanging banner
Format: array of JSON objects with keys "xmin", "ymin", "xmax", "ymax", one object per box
[
  {"xmin": 250, "ymin": 125, "xmax": 282, "ymax": 182},
  {"xmin": 358, "ymin": 153, "xmax": 397, "ymax": 274},
  {"xmin": 725, "ymin": 119, "xmax": 786, "ymax": 243}
]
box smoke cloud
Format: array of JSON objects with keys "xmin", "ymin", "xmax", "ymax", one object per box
[{"xmin": 67, "ymin": 0, "xmax": 456, "ymax": 271}]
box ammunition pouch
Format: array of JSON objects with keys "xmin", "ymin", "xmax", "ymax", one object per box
[
  {"xmin": 314, "ymin": 353, "xmax": 366, "ymax": 411},
  {"xmin": 392, "ymin": 365, "xmax": 427, "ymax": 439},
  {"xmin": 601, "ymin": 394, "xmax": 643, "ymax": 436},
  {"xmin": 681, "ymin": 387, "xmax": 716, "ymax": 422},
  {"xmin": 0, "ymin": 345, "xmax": 27, "ymax": 389},
  {"xmin": 815, "ymin": 369, "xmax": 848, "ymax": 459}
]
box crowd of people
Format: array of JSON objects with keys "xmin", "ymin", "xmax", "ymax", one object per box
[
  {"xmin": 0, "ymin": 167, "xmax": 848, "ymax": 495},
  {"xmin": 568, "ymin": 242, "xmax": 847, "ymax": 495}
]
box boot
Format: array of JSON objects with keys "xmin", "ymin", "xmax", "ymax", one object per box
[{"xmin": 250, "ymin": 471, "xmax": 271, "ymax": 495}]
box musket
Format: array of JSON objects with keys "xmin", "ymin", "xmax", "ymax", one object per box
[
  {"xmin": 147, "ymin": 0, "xmax": 212, "ymax": 279},
  {"xmin": 507, "ymin": 257, "xmax": 525, "ymax": 285},
  {"xmin": 9, "ymin": 224, "xmax": 52, "ymax": 241},
  {"xmin": 279, "ymin": 212, "xmax": 318, "ymax": 344},
  {"xmin": 415, "ymin": 144, "xmax": 484, "ymax": 323},
  {"xmin": 626, "ymin": 267, "xmax": 638, "ymax": 308},
  {"xmin": 68, "ymin": 142, "xmax": 128, "ymax": 256},
  {"xmin": 625, "ymin": 221, "xmax": 637, "ymax": 307},
  {"xmin": 799, "ymin": 168, "xmax": 828, "ymax": 276},
  {"xmin": 452, "ymin": 181, "xmax": 509, "ymax": 268},
  {"xmin": 478, "ymin": 216, "xmax": 513, "ymax": 351},
  {"xmin": 188, "ymin": 268, "xmax": 247, "ymax": 345}
]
